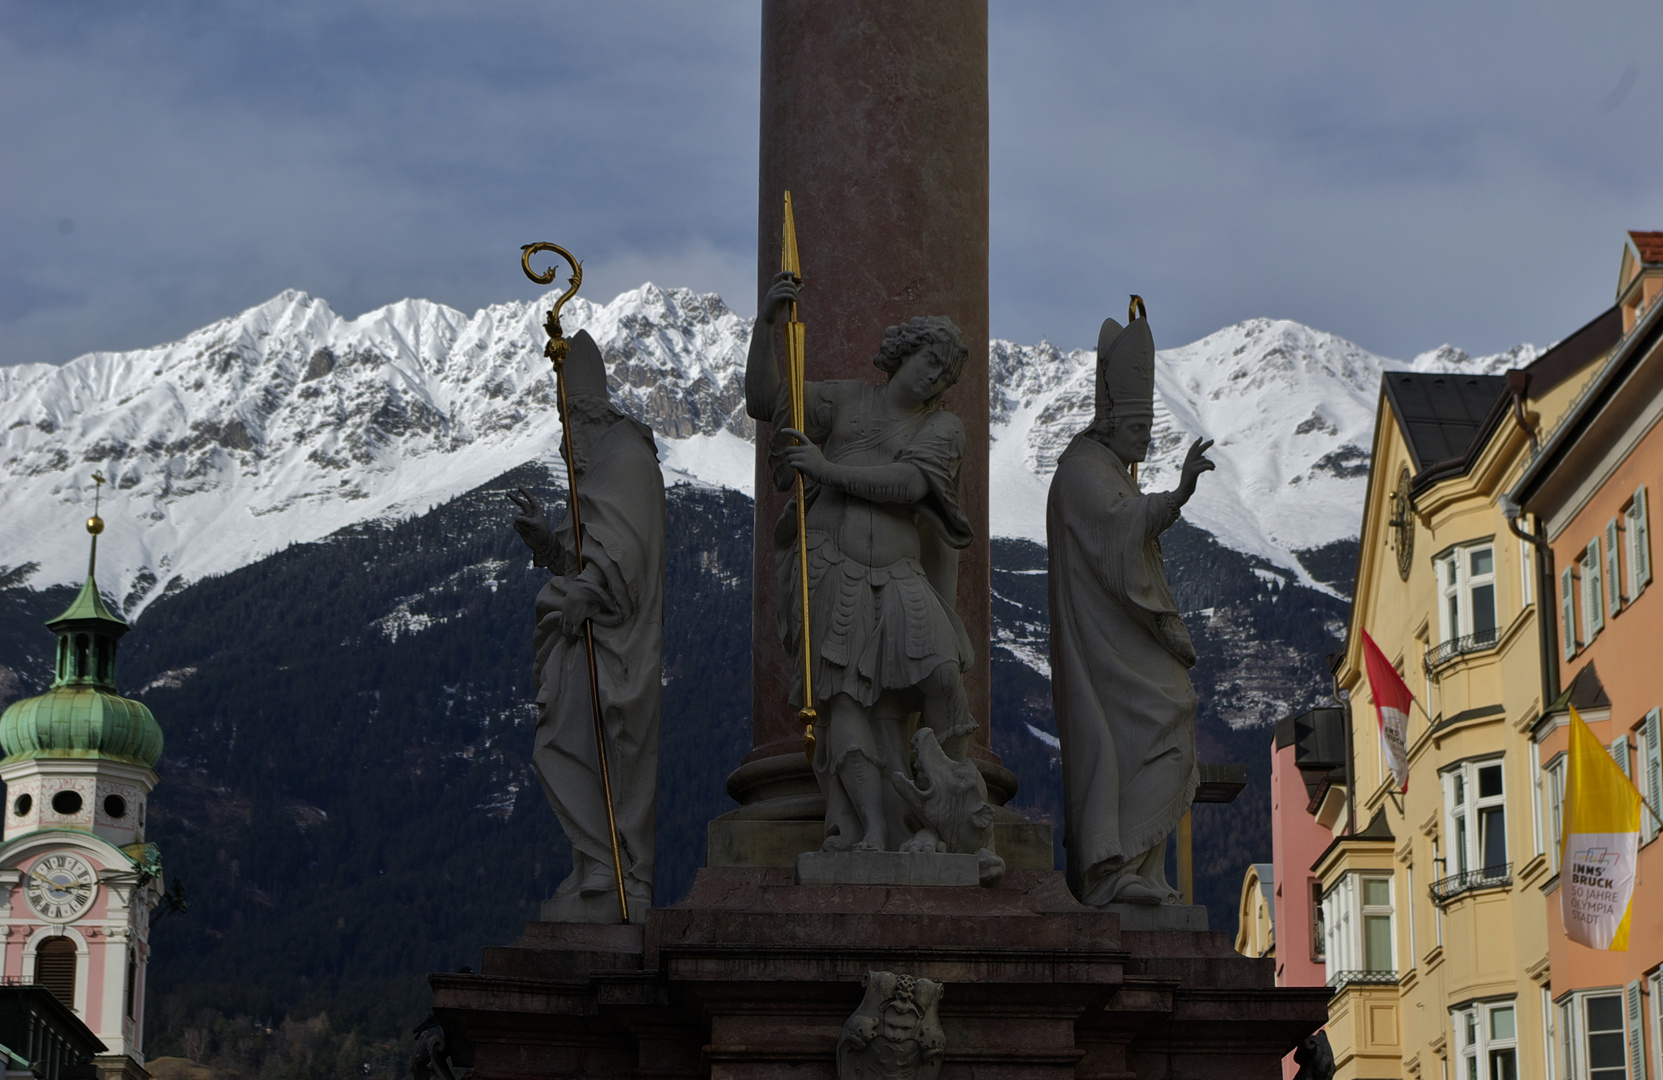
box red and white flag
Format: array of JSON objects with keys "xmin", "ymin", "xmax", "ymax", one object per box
[{"xmin": 1361, "ymin": 630, "xmax": 1414, "ymax": 792}]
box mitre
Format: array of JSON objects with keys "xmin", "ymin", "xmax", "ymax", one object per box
[
  {"xmin": 1094, "ymin": 305, "xmax": 1155, "ymax": 424},
  {"xmin": 563, "ymin": 329, "xmax": 610, "ymax": 401}
]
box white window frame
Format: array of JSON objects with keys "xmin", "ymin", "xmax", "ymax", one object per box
[
  {"xmin": 1543, "ymin": 752, "xmax": 1566, "ymax": 874},
  {"xmin": 1520, "ymin": 535, "xmax": 1534, "ymax": 606},
  {"xmin": 1650, "ymin": 970, "xmax": 1663, "ymax": 1080},
  {"xmin": 1542, "ymin": 985, "xmax": 1559, "ymax": 1080},
  {"xmin": 1453, "ymin": 998, "xmax": 1520, "ymax": 1080},
  {"xmin": 1531, "ymin": 747, "xmax": 1546, "ymax": 859},
  {"xmin": 1320, "ymin": 872, "xmax": 1397, "ymax": 982},
  {"xmin": 1443, "ymin": 757, "xmax": 1509, "ymax": 878},
  {"xmin": 1560, "ymin": 987, "xmax": 1633, "ymax": 1080},
  {"xmin": 1626, "ymin": 980, "xmax": 1648, "ymax": 1080},
  {"xmin": 1584, "ymin": 536, "xmax": 1606, "ymax": 641},
  {"xmin": 1628, "ymin": 485, "xmax": 1652, "ymax": 598},
  {"xmin": 1607, "ymin": 518, "xmax": 1624, "ymax": 615},
  {"xmin": 1405, "ymin": 864, "xmax": 1417, "ymax": 968},
  {"xmin": 1437, "ymin": 543, "xmax": 1499, "ymax": 645},
  {"xmin": 1641, "ymin": 709, "xmax": 1662, "ymax": 846},
  {"xmin": 1561, "ymin": 566, "xmax": 1577, "ymax": 659}
]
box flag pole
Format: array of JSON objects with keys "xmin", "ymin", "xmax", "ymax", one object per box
[{"xmin": 782, "ymin": 193, "xmax": 819, "ymax": 761}]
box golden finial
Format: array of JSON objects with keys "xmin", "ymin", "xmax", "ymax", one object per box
[{"xmin": 87, "ymin": 472, "xmax": 106, "ymax": 536}]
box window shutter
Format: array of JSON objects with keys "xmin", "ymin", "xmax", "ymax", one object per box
[
  {"xmin": 1561, "ymin": 567, "xmax": 1577, "ymax": 658},
  {"xmin": 34, "ymin": 937, "xmax": 76, "ymax": 1008},
  {"xmin": 1520, "ymin": 536, "xmax": 1534, "ymax": 606},
  {"xmin": 1587, "ymin": 539, "xmax": 1605, "ymax": 636},
  {"xmin": 1636, "ymin": 486, "xmax": 1653, "ymax": 589},
  {"xmin": 1607, "ymin": 519, "xmax": 1623, "ymax": 613},
  {"xmin": 1645, "ymin": 710, "xmax": 1663, "ymax": 844},
  {"xmin": 1628, "ymin": 980, "xmax": 1647, "ymax": 1080},
  {"xmin": 1651, "ymin": 972, "xmax": 1663, "ymax": 1080},
  {"xmin": 1611, "ymin": 735, "xmax": 1632, "ymax": 779}
]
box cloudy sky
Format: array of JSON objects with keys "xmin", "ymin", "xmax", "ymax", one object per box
[{"xmin": 3, "ymin": 2, "xmax": 1660, "ymax": 368}]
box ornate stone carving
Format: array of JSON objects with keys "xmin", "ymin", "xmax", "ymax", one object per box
[
  {"xmin": 891, "ymin": 728, "xmax": 1004, "ymax": 885},
  {"xmin": 837, "ymin": 971, "xmax": 945, "ymax": 1080}
]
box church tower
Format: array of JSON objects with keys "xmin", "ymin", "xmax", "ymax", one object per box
[{"xmin": 0, "ymin": 485, "xmax": 166, "ymax": 1080}]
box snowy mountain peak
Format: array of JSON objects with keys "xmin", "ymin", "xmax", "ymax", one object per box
[{"xmin": 1, "ymin": 286, "xmax": 1527, "ymax": 615}]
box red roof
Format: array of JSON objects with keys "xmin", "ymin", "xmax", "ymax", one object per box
[{"xmin": 1632, "ymin": 231, "xmax": 1663, "ymax": 264}]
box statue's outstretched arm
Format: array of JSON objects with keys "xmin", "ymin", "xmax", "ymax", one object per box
[{"xmin": 745, "ymin": 271, "xmax": 799, "ymax": 420}]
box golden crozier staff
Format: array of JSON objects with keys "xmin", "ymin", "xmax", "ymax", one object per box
[
  {"xmin": 519, "ymin": 242, "xmax": 630, "ymax": 925},
  {"xmin": 781, "ymin": 193, "xmax": 818, "ymax": 759}
]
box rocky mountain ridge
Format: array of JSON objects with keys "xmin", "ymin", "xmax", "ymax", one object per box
[{"xmin": 0, "ymin": 284, "xmax": 1534, "ymax": 615}]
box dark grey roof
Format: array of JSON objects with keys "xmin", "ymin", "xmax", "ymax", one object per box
[{"xmin": 1381, "ymin": 372, "xmax": 1509, "ymax": 473}]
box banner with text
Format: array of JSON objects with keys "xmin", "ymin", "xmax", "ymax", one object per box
[{"xmin": 1562, "ymin": 705, "xmax": 1642, "ymax": 951}]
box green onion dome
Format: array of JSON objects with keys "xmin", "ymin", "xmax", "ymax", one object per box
[{"xmin": 0, "ymin": 574, "xmax": 163, "ymax": 768}]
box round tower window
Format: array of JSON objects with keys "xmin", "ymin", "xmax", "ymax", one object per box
[
  {"xmin": 12, "ymin": 794, "xmax": 31, "ymax": 816},
  {"xmin": 104, "ymin": 794, "xmax": 128, "ymax": 819},
  {"xmin": 51, "ymin": 791, "xmax": 83, "ymax": 816}
]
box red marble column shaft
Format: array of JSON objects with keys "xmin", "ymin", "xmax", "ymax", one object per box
[{"xmin": 743, "ymin": 0, "xmax": 991, "ymax": 784}]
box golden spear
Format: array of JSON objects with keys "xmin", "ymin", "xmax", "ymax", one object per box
[
  {"xmin": 519, "ymin": 242, "xmax": 630, "ymax": 925},
  {"xmin": 781, "ymin": 193, "xmax": 818, "ymax": 760}
]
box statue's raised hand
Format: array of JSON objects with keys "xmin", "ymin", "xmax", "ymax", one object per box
[
  {"xmin": 778, "ymin": 427, "xmax": 828, "ymax": 482},
  {"xmin": 509, "ymin": 487, "xmax": 561, "ymax": 568},
  {"xmin": 760, "ymin": 270, "xmax": 800, "ymax": 326},
  {"xmin": 1176, "ymin": 438, "xmax": 1215, "ymax": 506}
]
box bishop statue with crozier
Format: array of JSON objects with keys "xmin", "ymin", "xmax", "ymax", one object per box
[
  {"xmin": 1047, "ymin": 301, "xmax": 1214, "ymax": 907},
  {"xmin": 510, "ymin": 330, "xmax": 665, "ymax": 922},
  {"xmin": 746, "ymin": 271, "xmax": 995, "ymax": 865}
]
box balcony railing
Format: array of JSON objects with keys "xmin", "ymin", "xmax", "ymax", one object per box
[
  {"xmin": 1423, "ymin": 627, "xmax": 1500, "ymax": 681},
  {"xmin": 1428, "ymin": 862, "xmax": 1511, "ymax": 904},
  {"xmin": 1327, "ymin": 970, "xmax": 1399, "ymax": 992}
]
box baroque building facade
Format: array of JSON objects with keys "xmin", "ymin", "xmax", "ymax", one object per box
[
  {"xmin": 0, "ymin": 522, "xmax": 166, "ymax": 1080},
  {"xmin": 1254, "ymin": 237, "xmax": 1640, "ymax": 1077}
]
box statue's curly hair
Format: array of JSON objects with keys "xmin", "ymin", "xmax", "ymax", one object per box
[{"xmin": 872, "ymin": 316, "xmax": 969, "ymax": 398}]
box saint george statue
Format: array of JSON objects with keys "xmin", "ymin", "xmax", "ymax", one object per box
[
  {"xmin": 510, "ymin": 330, "xmax": 665, "ymax": 921},
  {"xmin": 1047, "ymin": 302, "xmax": 1214, "ymax": 907},
  {"xmin": 746, "ymin": 271, "xmax": 980, "ymax": 855}
]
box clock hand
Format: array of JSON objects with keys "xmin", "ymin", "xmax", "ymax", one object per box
[{"xmin": 28, "ymin": 870, "xmax": 88, "ymax": 892}]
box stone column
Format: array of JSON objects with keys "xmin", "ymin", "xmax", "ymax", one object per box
[{"xmin": 725, "ymin": 0, "xmax": 1002, "ymax": 825}]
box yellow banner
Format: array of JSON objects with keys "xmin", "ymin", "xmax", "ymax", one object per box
[{"xmin": 1561, "ymin": 705, "xmax": 1643, "ymax": 950}]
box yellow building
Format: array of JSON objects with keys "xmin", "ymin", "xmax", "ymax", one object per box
[{"xmin": 1316, "ymin": 307, "xmax": 1619, "ymax": 1079}]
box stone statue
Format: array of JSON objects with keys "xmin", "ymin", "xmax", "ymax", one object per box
[
  {"xmin": 1046, "ymin": 305, "xmax": 1214, "ymax": 907},
  {"xmin": 837, "ymin": 971, "xmax": 945, "ymax": 1080},
  {"xmin": 745, "ymin": 271, "xmax": 984, "ymax": 858},
  {"xmin": 891, "ymin": 728, "xmax": 1002, "ymax": 884},
  {"xmin": 510, "ymin": 330, "xmax": 665, "ymax": 921}
]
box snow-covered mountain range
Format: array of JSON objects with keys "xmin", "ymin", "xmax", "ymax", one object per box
[{"xmin": 0, "ymin": 285, "xmax": 1533, "ymax": 616}]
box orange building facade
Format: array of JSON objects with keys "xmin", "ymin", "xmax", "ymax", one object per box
[{"xmin": 1513, "ymin": 230, "xmax": 1663, "ymax": 1080}]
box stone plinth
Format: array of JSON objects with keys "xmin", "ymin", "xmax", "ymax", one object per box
[
  {"xmin": 795, "ymin": 850, "xmax": 981, "ymax": 887},
  {"xmin": 430, "ymin": 869, "xmax": 1328, "ymax": 1079}
]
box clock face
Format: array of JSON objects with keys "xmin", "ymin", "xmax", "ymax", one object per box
[{"xmin": 24, "ymin": 853, "xmax": 98, "ymax": 922}]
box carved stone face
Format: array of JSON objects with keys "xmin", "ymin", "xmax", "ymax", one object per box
[
  {"xmin": 890, "ymin": 344, "xmax": 956, "ymax": 405},
  {"xmin": 1103, "ymin": 416, "xmax": 1153, "ymax": 464}
]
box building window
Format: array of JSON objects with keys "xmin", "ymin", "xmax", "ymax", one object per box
[
  {"xmin": 1561, "ymin": 990, "xmax": 1633, "ymax": 1080},
  {"xmin": 1542, "ymin": 987, "xmax": 1559, "ymax": 1080},
  {"xmin": 1561, "ymin": 567, "xmax": 1577, "ymax": 658},
  {"xmin": 1605, "ymin": 519, "xmax": 1624, "ymax": 614},
  {"xmin": 1437, "ymin": 759, "xmax": 1509, "ymax": 899},
  {"xmin": 1627, "ymin": 485, "xmax": 1652, "ymax": 598},
  {"xmin": 1640, "ymin": 709, "xmax": 1662, "ymax": 846},
  {"xmin": 1437, "ymin": 544, "xmax": 1498, "ymax": 647},
  {"xmin": 1583, "ymin": 537, "xmax": 1605, "ymax": 641},
  {"xmin": 1519, "ymin": 536, "xmax": 1533, "ymax": 606},
  {"xmin": 1454, "ymin": 1000, "xmax": 1518, "ymax": 1080},
  {"xmin": 1321, "ymin": 873, "xmax": 1395, "ymax": 986},
  {"xmin": 1309, "ymin": 878, "xmax": 1326, "ymax": 962},
  {"xmin": 1586, "ymin": 993, "xmax": 1626, "ymax": 1080},
  {"xmin": 1543, "ymin": 753, "xmax": 1566, "ymax": 873},
  {"xmin": 34, "ymin": 937, "xmax": 76, "ymax": 1009}
]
